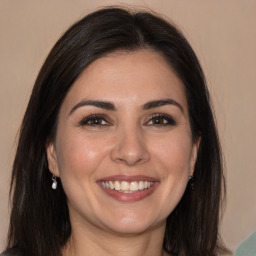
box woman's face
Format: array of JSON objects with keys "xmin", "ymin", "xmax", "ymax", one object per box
[{"xmin": 47, "ymin": 49, "xmax": 199, "ymax": 235}]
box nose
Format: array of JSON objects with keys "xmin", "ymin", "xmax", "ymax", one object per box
[{"xmin": 110, "ymin": 127, "xmax": 150, "ymax": 166}]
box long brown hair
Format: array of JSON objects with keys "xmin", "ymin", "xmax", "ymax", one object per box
[{"xmin": 6, "ymin": 7, "xmax": 230, "ymax": 256}]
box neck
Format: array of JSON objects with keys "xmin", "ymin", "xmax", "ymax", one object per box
[{"xmin": 62, "ymin": 217, "xmax": 169, "ymax": 256}]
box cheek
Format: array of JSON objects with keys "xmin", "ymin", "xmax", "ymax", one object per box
[
  {"xmin": 55, "ymin": 132, "xmax": 110, "ymax": 180},
  {"xmin": 152, "ymin": 131, "xmax": 193, "ymax": 174},
  {"xmin": 150, "ymin": 132, "xmax": 193, "ymax": 211}
]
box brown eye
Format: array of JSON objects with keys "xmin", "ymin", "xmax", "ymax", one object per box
[
  {"xmin": 146, "ymin": 114, "xmax": 176, "ymax": 126},
  {"xmin": 79, "ymin": 115, "xmax": 110, "ymax": 126}
]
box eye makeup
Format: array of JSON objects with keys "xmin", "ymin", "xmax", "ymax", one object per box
[
  {"xmin": 145, "ymin": 113, "xmax": 176, "ymax": 126},
  {"xmin": 79, "ymin": 114, "xmax": 112, "ymax": 127}
]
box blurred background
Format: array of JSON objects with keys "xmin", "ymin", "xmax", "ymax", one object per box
[{"xmin": 0, "ymin": 1, "xmax": 255, "ymax": 254}]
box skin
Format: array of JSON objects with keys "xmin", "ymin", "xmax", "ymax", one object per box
[{"xmin": 46, "ymin": 49, "xmax": 200, "ymax": 256}]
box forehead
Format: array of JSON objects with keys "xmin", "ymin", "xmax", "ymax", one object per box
[{"xmin": 61, "ymin": 49, "xmax": 188, "ymax": 112}]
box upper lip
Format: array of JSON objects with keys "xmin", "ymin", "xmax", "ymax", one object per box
[{"xmin": 98, "ymin": 175, "xmax": 159, "ymax": 182}]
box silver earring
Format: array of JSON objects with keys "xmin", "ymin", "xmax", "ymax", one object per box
[{"xmin": 52, "ymin": 175, "xmax": 57, "ymax": 189}]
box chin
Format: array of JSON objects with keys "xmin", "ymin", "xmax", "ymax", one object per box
[{"xmin": 101, "ymin": 212, "xmax": 166, "ymax": 236}]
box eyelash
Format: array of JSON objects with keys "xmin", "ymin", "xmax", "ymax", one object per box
[
  {"xmin": 146, "ymin": 114, "xmax": 176, "ymax": 126},
  {"xmin": 79, "ymin": 114, "xmax": 111, "ymax": 127},
  {"xmin": 79, "ymin": 113, "xmax": 176, "ymax": 127}
]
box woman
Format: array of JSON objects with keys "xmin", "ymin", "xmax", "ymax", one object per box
[{"xmin": 2, "ymin": 7, "xmax": 230, "ymax": 256}]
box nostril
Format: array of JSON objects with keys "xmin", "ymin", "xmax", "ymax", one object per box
[{"xmin": 110, "ymin": 134, "xmax": 150, "ymax": 166}]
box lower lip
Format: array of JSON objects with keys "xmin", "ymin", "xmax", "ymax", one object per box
[{"xmin": 98, "ymin": 182, "xmax": 159, "ymax": 202}]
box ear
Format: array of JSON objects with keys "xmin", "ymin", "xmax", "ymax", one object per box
[
  {"xmin": 189, "ymin": 136, "xmax": 201, "ymax": 177},
  {"xmin": 46, "ymin": 141, "xmax": 60, "ymax": 177}
]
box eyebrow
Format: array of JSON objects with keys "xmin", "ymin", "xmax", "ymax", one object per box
[
  {"xmin": 142, "ymin": 99, "xmax": 184, "ymax": 113},
  {"xmin": 69, "ymin": 98, "xmax": 184, "ymax": 115},
  {"xmin": 69, "ymin": 100, "xmax": 116, "ymax": 115}
]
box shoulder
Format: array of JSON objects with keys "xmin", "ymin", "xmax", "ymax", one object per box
[{"xmin": 0, "ymin": 247, "xmax": 24, "ymax": 256}]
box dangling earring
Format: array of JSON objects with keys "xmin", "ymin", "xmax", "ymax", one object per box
[
  {"xmin": 189, "ymin": 175, "xmax": 194, "ymax": 190},
  {"xmin": 52, "ymin": 175, "xmax": 57, "ymax": 189}
]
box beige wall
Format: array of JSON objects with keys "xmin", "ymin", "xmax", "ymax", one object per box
[{"xmin": 0, "ymin": 0, "xmax": 255, "ymax": 254}]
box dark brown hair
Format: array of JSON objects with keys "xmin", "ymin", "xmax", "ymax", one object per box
[{"xmin": 6, "ymin": 7, "xmax": 229, "ymax": 256}]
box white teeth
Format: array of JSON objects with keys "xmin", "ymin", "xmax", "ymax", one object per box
[
  {"xmin": 138, "ymin": 181, "xmax": 144, "ymax": 190},
  {"xmin": 109, "ymin": 181, "xmax": 115, "ymax": 189},
  {"xmin": 101, "ymin": 180, "xmax": 154, "ymax": 192},
  {"xmin": 130, "ymin": 181, "xmax": 138, "ymax": 191},
  {"xmin": 114, "ymin": 181, "xmax": 121, "ymax": 190},
  {"xmin": 121, "ymin": 181, "xmax": 129, "ymax": 190}
]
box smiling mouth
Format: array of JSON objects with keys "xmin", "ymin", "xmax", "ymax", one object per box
[
  {"xmin": 101, "ymin": 180, "xmax": 154, "ymax": 193},
  {"xmin": 98, "ymin": 175, "xmax": 159, "ymax": 202}
]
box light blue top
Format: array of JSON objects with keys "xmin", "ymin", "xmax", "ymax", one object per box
[{"xmin": 235, "ymin": 231, "xmax": 256, "ymax": 256}]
